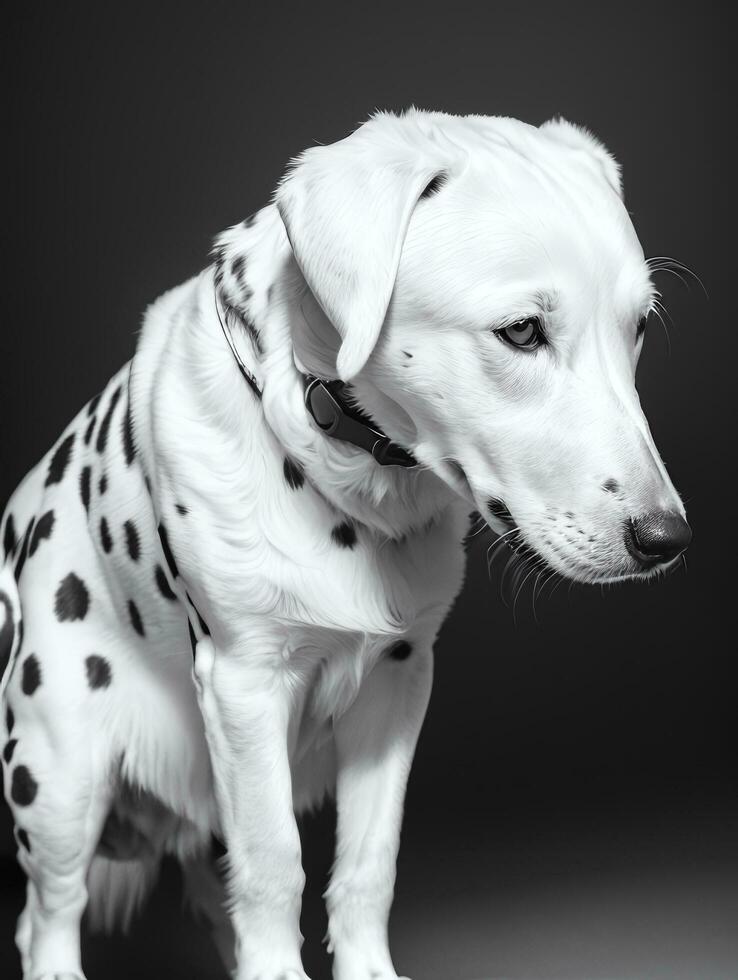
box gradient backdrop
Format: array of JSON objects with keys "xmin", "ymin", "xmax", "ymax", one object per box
[{"xmin": 1, "ymin": 3, "xmax": 733, "ymax": 978}]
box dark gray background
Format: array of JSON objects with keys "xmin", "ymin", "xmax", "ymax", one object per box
[{"xmin": 1, "ymin": 2, "xmax": 733, "ymax": 978}]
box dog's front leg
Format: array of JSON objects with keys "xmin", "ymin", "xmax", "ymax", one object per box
[
  {"xmin": 327, "ymin": 642, "xmax": 434, "ymax": 980},
  {"xmin": 193, "ymin": 636, "xmax": 308, "ymax": 980}
]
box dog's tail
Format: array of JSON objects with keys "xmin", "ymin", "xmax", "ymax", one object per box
[
  {"xmin": 86, "ymin": 854, "xmax": 161, "ymax": 934},
  {"xmin": 85, "ymin": 781, "xmax": 208, "ymax": 933}
]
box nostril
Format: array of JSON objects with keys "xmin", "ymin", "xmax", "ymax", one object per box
[{"xmin": 625, "ymin": 511, "xmax": 692, "ymax": 565}]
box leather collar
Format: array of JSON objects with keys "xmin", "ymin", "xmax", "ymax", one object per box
[
  {"xmin": 216, "ymin": 290, "xmax": 418, "ymax": 468},
  {"xmin": 302, "ymin": 375, "xmax": 418, "ymax": 468}
]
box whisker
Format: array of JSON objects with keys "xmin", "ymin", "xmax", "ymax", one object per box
[
  {"xmin": 485, "ymin": 526, "xmax": 521, "ymax": 579},
  {"xmin": 650, "ymin": 300, "xmax": 672, "ymax": 354},
  {"xmin": 647, "ymin": 255, "xmax": 709, "ymax": 300},
  {"xmin": 513, "ymin": 556, "xmax": 547, "ymax": 623},
  {"xmin": 527, "ymin": 558, "xmax": 552, "ymax": 623}
]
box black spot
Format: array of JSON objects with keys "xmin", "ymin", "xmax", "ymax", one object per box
[
  {"xmin": 331, "ymin": 521, "xmax": 357, "ymax": 548},
  {"xmin": 243, "ymin": 314, "xmax": 264, "ymax": 355},
  {"xmin": 14, "ymin": 518, "xmax": 34, "ymax": 583},
  {"xmin": 54, "ymin": 573, "xmax": 90, "ymax": 622},
  {"xmin": 0, "ymin": 590, "xmax": 14, "ymax": 672},
  {"xmin": 85, "ymin": 654, "xmax": 112, "ymax": 689},
  {"xmin": 602, "ymin": 479, "xmax": 620, "ymax": 494},
  {"xmin": 99, "ymin": 472, "xmax": 108, "ymax": 495},
  {"xmin": 231, "ymin": 254, "xmax": 246, "ymax": 282},
  {"xmin": 122, "ymin": 401, "xmax": 136, "ymax": 465},
  {"xmin": 128, "ymin": 599, "xmax": 145, "ymax": 637},
  {"xmin": 21, "ymin": 655, "xmax": 41, "ymax": 696},
  {"xmin": 213, "ymin": 247, "xmax": 226, "ymax": 289},
  {"xmin": 83, "ymin": 414, "xmax": 97, "ymax": 446},
  {"xmin": 16, "ymin": 618, "xmax": 24, "ymax": 655},
  {"xmin": 402, "ymin": 350, "xmax": 414, "ymax": 359},
  {"xmin": 16, "ymin": 828, "xmax": 30, "ymax": 852},
  {"xmin": 79, "ymin": 466, "xmax": 92, "ymax": 513},
  {"xmin": 29, "ymin": 510, "xmax": 55, "ymax": 557},
  {"xmin": 195, "ymin": 606, "xmax": 210, "ymax": 636},
  {"xmin": 388, "ymin": 640, "xmax": 413, "ymax": 661},
  {"xmin": 11, "ymin": 765, "xmax": 38, "ymax": 806},
  {"xmin": 188, "ymin": 620, "xmax": 197, "ymax": 658},
  {"xmin": 283, "ymin": 456, "xmax": 305, "ymax": 490},
  {"xmin": 124, "ymin": 520, "xmax": 140, "ymax": 562},
  {"xmin": 99, "ymin": 517, "xmax": 113, "ymax": 553},
  {"xmin": 155, "ymin": 565, "xmax": 177, "ymax": 601},
  {"xmin": 3, "ymin": 739, "xmax": 17, "ymax": 763},
  {"xmin": 3, "ymin": 513, "xmax": 17, "ymax": 559},
  {"xmin": 158, "ymin": 523, "xmax": 179, "ymax": 578},
  {"xmin": 6, "ymin": 706, "xmax": 15, "ymax": 733},
  {"xmin": 87, "ymin": 392, "xmax": 102, "ymax": 416},
  {"xmin": 96, "ymin": 385, "xmax": 123, "ymax": 454},
  {"xmin": 420, "ymin": 173, "xmax": 448, "ymax": 198},
  {"xmin": 45, "ymin": 432, "xmax": 76, "ymax": 486},
  {"xmin": 186, "ymin": 593, "xmax": 210, "ymax": 636},
  {"xmin": 175, "ymin": 503, "xmax": 188, "ymax": 516}
]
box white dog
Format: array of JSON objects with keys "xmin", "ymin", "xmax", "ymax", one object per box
[{"xmin": 0, "ymin": 108, "xmax": 690, "ymax": 980}]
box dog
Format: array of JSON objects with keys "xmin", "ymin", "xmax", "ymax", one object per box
[{"xmin": 0, "ymin": 108, "xmax": 691, "ymax": 980}]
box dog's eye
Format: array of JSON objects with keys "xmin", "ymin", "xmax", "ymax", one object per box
[
  {"xmin": 495, "ymin": 317, "xmax": 544, "ymax": 351},
  {"xmin": 636, "ymin": 314, "xmax": 648, "ymax": 341}
]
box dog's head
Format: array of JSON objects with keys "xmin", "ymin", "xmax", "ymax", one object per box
[{"xmin": 276, "ymin": 109, "xmax": 690, "ymax": 584}]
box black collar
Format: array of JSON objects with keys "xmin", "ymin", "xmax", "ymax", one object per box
[
  {"xmin": 216, "ymin": 292, "xmax": 418, "ymax": 468},
  {"xmin": 302, "ymin": 375, "xmax": 418, "ymax": 468}
]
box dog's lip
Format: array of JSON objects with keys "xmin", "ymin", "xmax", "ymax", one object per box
[{"xmin": 486, "ymin": 496, "xmax": 516, "ymax": 528}]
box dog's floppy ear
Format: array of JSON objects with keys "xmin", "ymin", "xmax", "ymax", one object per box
[
  {"xmin": 539, "ymin": 116, "xmax": 623, "ymax": 199},
  {"xmin": 275, "ymin": 113, "xmax": 455, "ymax": 382}
]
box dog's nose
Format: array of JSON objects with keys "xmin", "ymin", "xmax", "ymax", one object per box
[{"xmin": 625, "ymin": 510, "xmax": 692, "ymax": 566}]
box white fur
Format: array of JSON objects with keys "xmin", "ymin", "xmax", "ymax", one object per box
[{"xmin": 0, "ymin": 108, "xmax": 686, "ymax": 980}]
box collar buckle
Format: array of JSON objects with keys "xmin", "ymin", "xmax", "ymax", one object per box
[{"xmin": 304, "ymin": 376, "xmax": 418, "ymax": 468}]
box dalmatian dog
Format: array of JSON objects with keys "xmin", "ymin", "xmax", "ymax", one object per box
[{"xmin": 0, "ymin": 108, "xmax": 691, "ymax": 980}]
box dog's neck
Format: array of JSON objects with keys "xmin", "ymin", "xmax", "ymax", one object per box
[{"xmin": 204, "ymin": 206, "xmax": 459, "ymax": 540}]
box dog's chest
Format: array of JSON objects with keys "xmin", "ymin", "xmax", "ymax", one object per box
[
  {"xmin": 167, "ymin": 432, "xmax": 469, "ymax": 646},
  {"xmin": 280, "ymin": 501, "xmax": 469, "ymax": 736}
]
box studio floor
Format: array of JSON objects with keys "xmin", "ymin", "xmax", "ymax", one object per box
[{"xmin": 1, "ymin": 802, "xmax": 736, "ymax": 980}]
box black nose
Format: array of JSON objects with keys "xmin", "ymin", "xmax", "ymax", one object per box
[{"xmin": 625, "ymin": 511, "xmax": 692, "ymax": 566}]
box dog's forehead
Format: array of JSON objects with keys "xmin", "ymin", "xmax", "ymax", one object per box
[{"xmin": 402, "ymin": 123, "xmax": 649, "ymax": 311}]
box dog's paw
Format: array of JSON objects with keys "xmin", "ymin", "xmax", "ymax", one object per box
[
  {"xmin": 243, "ymin": 971, "xmax": 310, "ymax": 980},
  {"xmin": 334, "ymin": 970, "xmax": 409, "ymax": 980},
  {"xmin": 33, "ymin": 974, "xmax": 86, "ymax": 980}
]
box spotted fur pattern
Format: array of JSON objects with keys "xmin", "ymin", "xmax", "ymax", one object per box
[{"xmin": 1, "ymin": 108, "xmax": 686, "ymax": 980}]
